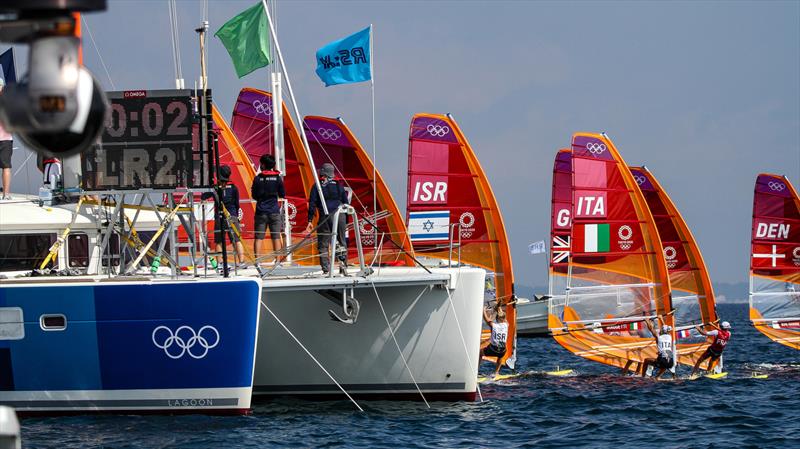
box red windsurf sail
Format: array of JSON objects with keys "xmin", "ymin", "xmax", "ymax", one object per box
[
  {"xmin": 548, "ymin": 134, "xmax": 673, "ymax": 369},
  {"xmin": 749, "ymin": 174, "xmax": 800, "ymax": 350},
  {"xmin": 629, "ymin": 166, "xmax": 718, "ymax": 366},
  {"xmin": 406, "ymin": 113, "xmax": 515, "ymax": 365},
  {"xmin": 303, "ymin": 116, "xmax": 413, "ymax": 265},
  {"xmin": 230, "ymin": 87, "xmax": 316, "ymax": 264}
]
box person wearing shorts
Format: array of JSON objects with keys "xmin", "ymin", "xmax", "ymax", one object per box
[
  {"xmin": 0, "ymin": 77, "xmax": 13, "ymax": 200},
  {"xmin": 480, "ymin": 305, "xmax": 509, "ymax": 377},
  {"xmin": 691, "ymin": 321, "xmax": 731, "ymax": 377},
  {"xmin": 252, "ymin": 154, "xmax": 285, "ymax": 264},
  {"xmin": 640, "ymin": 318, "xmax": 676, "ymax": 380}
]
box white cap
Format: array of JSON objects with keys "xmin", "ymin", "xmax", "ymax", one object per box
[
  {"xmin": 661, "ymin": 325, "xmax": 672, "ymax": 332},
  {"xmin": 720, "ymin": 321, "xmax": 731, "ymax": 330}
]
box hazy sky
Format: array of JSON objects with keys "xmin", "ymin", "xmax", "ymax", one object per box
[{"xmin": 8, "ymin": 0, "xmax": 800, "ymax": 288}]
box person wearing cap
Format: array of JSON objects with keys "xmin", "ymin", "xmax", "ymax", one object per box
[
  {"xmin": 691, "ymin": 321, "xmax": 732, "ymax": 377},
  {"xmin": 304, "ymin": 162, "xmax": 349, "ymax": 274},
  {"xmin": 0, "ymin": 78, "xmax": 13, "ymax": 200},
  {"xmin": 202, "ymin": 165, "xmax": 246, "ymax": 268},
  {"xmin": 480, "ymin": 304, "xmax": 509, "ymax": 378},
  {"xmin": 252, "ymin": 154, "xmax": 285, "ymax": 265},
  {"xmin": 641, "ymin": 317, "xmax": 676, "ymax": 379}
]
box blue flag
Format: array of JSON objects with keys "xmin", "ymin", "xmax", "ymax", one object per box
[
  {"xmin": 315, "ymin": 26, "xmax": 371, "ymax": 87},
  {"xmin": 0, "ymin": 49, "xmax": 15, "ymax": 84}
]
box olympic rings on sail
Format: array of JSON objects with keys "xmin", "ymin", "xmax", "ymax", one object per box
[
  {"xmin": 318, "ymin": 128, "xmax": 342, "ymax": 141},
  {"xmin": 152, "ymin": 325, "xmax": 220, "ymax": 360},
  {"xmin": 768, "ymin": 181, "xmax": 786, "ymax": 192},
  {"xmin": 252, "ymin": 99, "xmax": 272, "ymax": 116},
  {"xmin": 586, "ymin": 142, "xmax": 606, "ymax": 155},
  {"xmin": 426, "ymin": 124, "xmax": 450, "ymax": 137}
]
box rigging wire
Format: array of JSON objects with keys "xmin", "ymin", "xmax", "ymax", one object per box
[
  {"xmin": 81, "ymin": 16, "xmax": 116, "ymax": 90},
  {"xmin": 259, "ymin": 300, "xmax": 364, "ymax": 412},
  {"xmin": 368, "ymin": 281, "xmax": 430, "ymax": 408}
]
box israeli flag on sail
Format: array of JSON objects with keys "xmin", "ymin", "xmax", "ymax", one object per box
[
  {"xmin": 408, "ymin": 210, "xmax": 450, "ymax": 242},
  {"xmin": 528, "ymin": 240, "xmax": 546, "ymax": 255},
  {"xmin": 315, "ymin": 26, "xmax": 371, "ymax": 87}
]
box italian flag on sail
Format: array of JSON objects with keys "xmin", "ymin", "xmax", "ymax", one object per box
[{"xmin": 576, "ymin": 223, "xmax": 610, "ymax": 253}]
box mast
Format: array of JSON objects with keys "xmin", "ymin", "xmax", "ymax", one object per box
[{"xmin": 260, "ymin": 0, "xmax": 327, "ymax": 214}]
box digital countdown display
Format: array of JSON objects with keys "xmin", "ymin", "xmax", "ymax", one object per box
[{"xmin": 82, "ymin": 89, "xmax": 197, "ymax": 190}]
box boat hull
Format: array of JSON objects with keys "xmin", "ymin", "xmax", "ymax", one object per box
[
  {"xmin": 0, "ymin": 278, "xmax": 261, "ymax": 414},
  {"xmin": 516, "ymin": 299, "xmax": 549, "ymax": 336},
  {"xmin": 253, "ymin": 267, "xmax": 484, "ymax": 401}
]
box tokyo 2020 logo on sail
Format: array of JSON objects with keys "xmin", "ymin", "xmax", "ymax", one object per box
[
  {"xmin": 252, "ymin": 99, "xmax": 272, "ymax": 116},
  {"xmin": 426, "ymin": 124, "xmax": 450, "ymax": 137},
  {"xmin": 152, "ymin": 325, "xmax": 220, "ymax": 360},
  {"xmin": 664, "ymin": 246, "xmax": 678, "ymax": 269},
  {"xmin": 634, "ymin": 174, "xmax": 647, "ymax": 186},
  {"xmin": 793, "ymin": 247, "xmax": 800, "ymax": 266},
  {"xmin": 768, "ymin": 181, "xmax": 786, "ymax": 192},
  {"xmin": 618, "ymin": 225, "xmax": 633, "ymax": 250},
  {"xmin": 459, "ymin": 212, "xmax": 475, "ymax": 238},
  {"xmin": 586, "ymin": 142, "xmax": 606, "ymax": 155},
  {"xmin": 318, "ymin": 128, "xmax": 342, "ymax": 141},
  {"xmin": 359, "ymin": 219, "xmax": 376, "ymax": 246}
]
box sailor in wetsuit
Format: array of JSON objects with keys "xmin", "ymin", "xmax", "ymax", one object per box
[
  {"xmin": 304, "ymin": 163, "xmax": 349, "ymax": 275},
  {"xmin": 691, "ymin": 321, "xmax": 731, "ymax": 377},
  {"xmin": 641, "ymin": 318, "xmax": 676, "ymax": 379},
  {"xmin": 252, "ymin": 154, "xmax": 285, "ymax": 264},
  {"xmin": 480, "ymin": 305, "xmax": 509, "ymax": 378}
]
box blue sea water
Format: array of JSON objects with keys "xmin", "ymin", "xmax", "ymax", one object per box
[{"xmin": 21, "ymin": 303, "xmax": 800, "ymax": 448}]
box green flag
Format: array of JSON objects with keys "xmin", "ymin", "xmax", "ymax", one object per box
[{"xmin": 215, "ymin": 2, "xmax": 271, "ymax": 78}]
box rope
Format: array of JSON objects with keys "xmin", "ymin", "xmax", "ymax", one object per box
[
  {"xmin": 443, "ymin": 273, "xmax": 483, "ymax": 402},
  {"xmin": 368, "ymin": 280, "xmax": 430, "ymax": 408},
  {"xmin": 259, "ymin": 299, "xmax": 363, "ymax": 412}
]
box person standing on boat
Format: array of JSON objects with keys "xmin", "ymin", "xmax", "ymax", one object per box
[
  {"xmin": 641, "ymin": 318, "xmax": 676, "ymax": 379},
  {"xmin": 203, "ymin": 165, "xmax": 246, "ymax": 268},
  {"xmin": 480, "ymin": 305, "xmax": 509, "ymax": 378},
  {"xmin": 690, "ymin": 321, "xmax": 731, "ymax": 377},
  {"xmin": 304, "ymin": 163, "xmax": 349, "ymax": 275},
  {"xmin": 37, "ymin": 153, "xmax": 61, "ymax": 188},
  {"xmin": 0, "ymin": 78, "xmax": 13, "ymax": 200},
  {"xmin": 252, "ymin": 154, "xmax": 285, "ymax": 265}
]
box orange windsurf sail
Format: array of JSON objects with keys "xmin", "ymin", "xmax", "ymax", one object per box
[
  {"xmin": 749, "ymin": 174, "xmax": 800, "ymax": 350},
  {"xmin": 629, "ymin": 166, "xmax": 719, "ymax": 366},
  {"xmin": 406, "ymin": 113, "xmax": 516, "ymax": 365},
  {"xmin": 548, "ymin": 134, "xmax": 673, "ymax": 370}
]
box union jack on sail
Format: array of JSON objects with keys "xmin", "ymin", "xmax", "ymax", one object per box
[{"xmin": 552, "ymin": 235, "xmax": 570, "ymax": 263}]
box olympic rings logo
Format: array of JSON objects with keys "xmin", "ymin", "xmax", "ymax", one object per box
[
  {"xmin": 152, "ymin": 325, "xmax": 220, "ymax": 360},
  {"xmin": 252, "ymin": 99, "xmax": 272, "ymax": 116},
  {"xmin": 634, "ymin": 175, "xmax": 646, "ymax": 186},
  {"xmin": 318, "ymin": 128, "xmax": 342, "ymax": 141},
  {"xmin": 768, "ymin": 181, "xmax": 786, "ymax": 192},
  {"xmin": 426, "ymin": 124, "xmax": 450, "ymax": 137},
  {"xmin": 359, "ymin": 220, "xmax": 375, "ymax": 246},
  {"xmin": 586, "ymin": 142, "xmax": 606, "ymax": 155},
  {"xmin": 238, "ymin": 207, "xmax": 244, "ymax": 221},
  {"xmin": 793, "ymin": 247, "xmax": 800, "ymax": 266}
]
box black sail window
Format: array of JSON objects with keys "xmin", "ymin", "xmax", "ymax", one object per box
[
  {"xmin": 0, "ymin": 234, "xmax": 57, "ymax": 271},
  {"xmin": 67, "ymin": 233, "xmax": 89, "ymax": 268}
]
